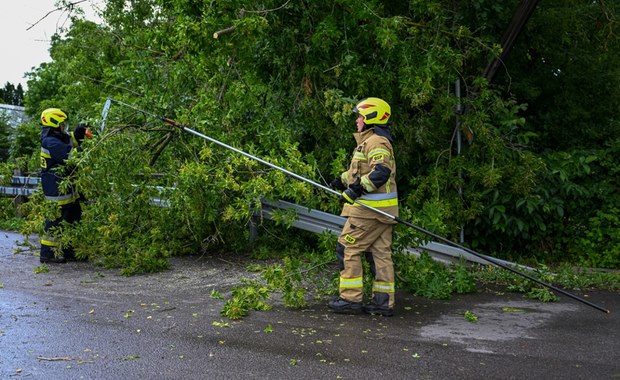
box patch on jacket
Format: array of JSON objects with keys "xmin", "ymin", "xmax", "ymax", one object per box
[{"xmin": 344, "ymin": 234, "xmax": 356, "ymax": 244}]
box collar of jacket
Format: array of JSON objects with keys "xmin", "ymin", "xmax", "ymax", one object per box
[
  {"xmin": 41, "ymin": 126, "xmax": 71, "ymax": 144},
  {"xmin": 354, "ymin": 125, "xmax": 393, "ymax": 144}
]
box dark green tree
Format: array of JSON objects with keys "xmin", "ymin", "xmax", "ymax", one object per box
[
  {"xmin": 0, "ymin": 114, "xmax": 11, "ymax": 162},
  {"xmin": 0, "ymin": 82, "xmax": 25, "ymax": 106}
]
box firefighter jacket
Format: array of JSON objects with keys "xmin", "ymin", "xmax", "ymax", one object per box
[
  {"xmin": 339, "ymin": 127, "xmax": 398, "ymax": 224},
  {"xmin": 40, "ymin": 127, "xmax": 80, "ymax": 205}
]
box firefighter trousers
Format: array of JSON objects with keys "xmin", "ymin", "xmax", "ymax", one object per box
[
  {"xmin": 40, "ymin": 200, "xmax": 82, "ymax": 260},
  {"xmin": 336, "ymin": 216, "xmax": 395, "ymax": 307}
]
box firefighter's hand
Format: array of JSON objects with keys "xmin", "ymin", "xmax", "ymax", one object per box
[
  {"xmin": 329, "ymin": 177, "xmax": 347, "ymax": 191},
  {"xmin": 339, "ymin": 187, "xmax": 361, "ymax": 204},
  {"xmin": 338, "ymin": 178, "xmax": 364, "ymax": 204},
  {"xmin": 74, "ymin": 124, "xmax": 93, "ymax": 143}
]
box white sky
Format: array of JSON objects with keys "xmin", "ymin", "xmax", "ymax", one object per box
[{"xmin": 0, "ymin": 0, "xmax": 103, "ymax": 90}]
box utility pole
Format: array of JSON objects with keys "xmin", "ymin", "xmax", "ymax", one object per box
[
  {"xmin": 455, "ymin": 79, "xmax": 464, "ymax": 244},
  {"xmin": 483, "ymin": 0, "xmax": 541, "ymax": 84}
]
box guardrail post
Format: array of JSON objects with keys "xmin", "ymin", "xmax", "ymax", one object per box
[
  {"xmin": 248, "ymin": 202, "xmax": 259, "ymax": 246},
  {"xmin": 13, "ymin": 169, "xmax": 27, "ymax": 217}
]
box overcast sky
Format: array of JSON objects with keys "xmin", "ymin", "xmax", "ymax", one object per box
[{"xmin": 0, "ymin": 0, "xmax": 103, "ymax": 90}]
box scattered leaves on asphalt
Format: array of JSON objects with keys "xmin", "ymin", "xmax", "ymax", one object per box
[
  {"xmin": 502, "ymin": 307, "xmax": 526, "ymax": 312},
  {"xmin": 210, "ymin": 289, "xmax": 223, "ymax": 299},
  {"xmin": 33, "ymin": 265, "xmax": 49, "ymax": 274},
  {"xmin": 464, "ymin": 310, "xmax": 479, "ymax": 322}
]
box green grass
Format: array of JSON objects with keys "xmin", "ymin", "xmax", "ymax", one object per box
[{"xmin": 473, "ymin": 263, "xmax": 620, "ymax": 294}]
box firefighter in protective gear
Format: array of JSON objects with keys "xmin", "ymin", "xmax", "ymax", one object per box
[
  {"xmin": 39, "ymin": 108, "xmax": 90, "ymax": 263},
  {"xmin": 328, "ymin": 97, "xmax": 398, "ymax": 317}
]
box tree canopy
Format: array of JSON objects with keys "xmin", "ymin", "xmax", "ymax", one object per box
[
  {"xmin": 11, "ymin": 0, "xmax": 619, "ymax": 272},
  {"xmin": 0, "ymin": 82, "xmax": 25, "ymax": 106}
]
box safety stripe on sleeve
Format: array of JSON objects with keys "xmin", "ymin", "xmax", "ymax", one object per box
[
  {"xmin": 40, "ymin": 148, "xmax": 52, "ymax": 159},
  {"xmin": 353, "ymin": 152, "xmax": 367, "ymax": 161},
  {"xmin": 342, "ymin": 192, "xmax": 356, "ymax": 204},
  {"xmin": 361, "ymin": 176, "xmax": 376, "ymax": 192}
]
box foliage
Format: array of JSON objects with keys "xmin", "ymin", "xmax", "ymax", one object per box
[
  {"xmin": 9, "ymin": 121, "xmax": 40, "ymax": 172},
  {"xmin": 551, "ymin": 264, "xmax": 620, "ymax": 291},
  {"xmin": 219, "ymin": 230, "xmax": 336, "ymax": 318},
  {"xmin": 474, "ymin": 265, "xmax": 575, "ymax": 302},
  {"xmin": 0, "ymin": 82, "xmax": 25, "ymax": 106},
  {"xmin": 0, "ymin": 114, "xmax": 11, "ymax": 162},
  {"xmin": 33, "ymin": 264, "xmax": 49, "ymax": 274},
  {"xmin": 496, "ymin": 0, "xmax": 620, "ymax": 152},
  {"xmin": 0, "ymin": 198, "xmax": 22, "ymax": 230},
  {"xmin": 466, "ymin": 141, "xmax": 620, "ymax": 266},
  {"xmin": 464, "ymin": 310, "xmax": 478, "ymax": 322},
  {"xmin": 219, "ymin": 231, "xmax": 481, "ymax": 319},
  {"xmin": 221, "ymin": 278, "xmax": 272, "ymax": 320},
  {"xmin": 575, "ymin": 208, "xmax": 620, "ymax": 269},
  {"xmin": 10, "ymin": 0, "xmax": 620, "ymax": 281},
  {"xmin": 394, "ymin": 251, "xmax": 478, "ymax": 299}
]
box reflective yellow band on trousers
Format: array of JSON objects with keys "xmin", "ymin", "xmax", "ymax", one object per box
[
  {"xmin": 373, "ymin": 281, "xmax": 395, "ymax": 293},
  {"xmin": 41, "ymin": 239, "xmax": 60, "ymax": 247},
  {"xmin": 339, "ymin": 276, "xmax": 363, "ymax": 289},
  {"xmin": 45, "ymin": 193, "xmax": 79, "ymax": 205}
]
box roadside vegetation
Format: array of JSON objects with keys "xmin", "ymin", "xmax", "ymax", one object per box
[{"xmin": 0, "ymin": 1, "xmax": 618, "ymax": 319}]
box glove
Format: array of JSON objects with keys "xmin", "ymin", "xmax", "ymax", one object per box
[
  {"xmin": 329, "ymin": 177, "xmax": 347, "ymax": 191},
  {"xmin": 73, "ymin": 123, "xmax": 93, "ymax": 143},
  {"xmin": 338, "ymin": 178, "xmax": 363, "ymax": 204}
]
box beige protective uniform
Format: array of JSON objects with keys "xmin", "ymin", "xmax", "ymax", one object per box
[{"xmin": 337, "ymin": 128, "xmax": 398, "ymax": 307}]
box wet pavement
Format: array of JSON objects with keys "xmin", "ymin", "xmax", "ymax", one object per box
[{"xmin": 0, "ymin": 230, "xmax": 618, "ymax": 379}]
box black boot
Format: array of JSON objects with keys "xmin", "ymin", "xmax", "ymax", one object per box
[
  {"xmin": 41, "ymin": 244, "xmax": 66, "ymax": 264},
  {"xmin": 40, "ymin": 256, "xmax": 67, "ymax": 264},
  {"xmin": 328, "ymin": 297, "xmax": 362, "ymax": 313},
  {"xmin": 363, "ymin": 293, "xmax": 394, "ymax": 317}
]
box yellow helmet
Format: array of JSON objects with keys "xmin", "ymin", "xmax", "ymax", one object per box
[
  {"xmin": 41, "ymin": 108, "xmax": 68, "ymax": 128},
  {"xmin": 353, "ymin": 97, "xmax": 391, "ymax": 125}
]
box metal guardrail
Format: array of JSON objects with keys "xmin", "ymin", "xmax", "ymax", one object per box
[
  {"xmin": 2, "ymin": 176, "xmax": 530, "ymax": 269},
  {"xmin": 261, "ymin": 199, "xmax": 531, "ymax": 269},
  {"xmin": 0, "ymin": 175, "xmax": 38, "ymax": 197}
]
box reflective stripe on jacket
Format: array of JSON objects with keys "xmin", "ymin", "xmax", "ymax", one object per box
[{"xmin": 340, "ymin": 128, "xmax": 398, "ymax": 223}]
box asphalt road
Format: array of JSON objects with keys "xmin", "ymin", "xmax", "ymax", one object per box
[{"xmin": 1, "ymin": 230, "xmax": 618, "ymax": 379}]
